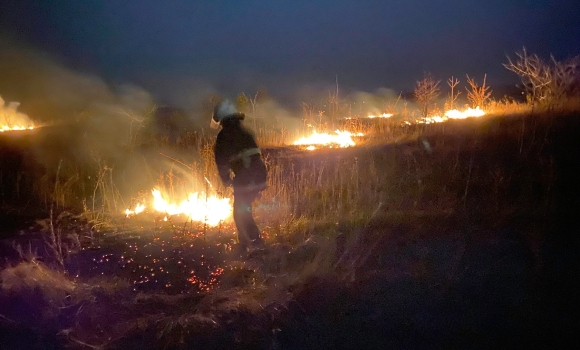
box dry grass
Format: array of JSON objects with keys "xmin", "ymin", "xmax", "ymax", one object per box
[
  {"xmin": 0, "ymin": 259, "xmax": 75, "ymax": 302},
  {"xmin": 1, "ymin": 96, "xmax": 572, "ymax": 244},
  {"xmin": 13, "ymin": 96, "xmax": 555, "ymax": 231},
  {"xmin": 0, "ymin": 95, "xmax": 535, "ymax": 224},
  {"xmin": 2, "ymin": 103, "xmax": 580, "ymax": 348},
  {"xmin": 0, "ymin": 223, "xmax": 359, "ymax": 349}
]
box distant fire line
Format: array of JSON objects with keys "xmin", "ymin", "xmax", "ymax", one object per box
[{"xmin": 294, "ymin": 107, "xmax": 486, "ymax": 149}]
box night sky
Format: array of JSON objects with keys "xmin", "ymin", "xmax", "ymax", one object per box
[{"xmin": 1, "ymin": 0, "xmax": 580, "ymax": 106}]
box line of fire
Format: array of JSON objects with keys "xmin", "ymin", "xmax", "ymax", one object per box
[{"xmin": 1, "ymin": 92, "xmax": 492, "ymax": 227}]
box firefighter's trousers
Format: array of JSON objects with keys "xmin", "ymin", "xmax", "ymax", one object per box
[{"xmin": 233, "ymin": 190, "xmax": 263, "ymax": 250}]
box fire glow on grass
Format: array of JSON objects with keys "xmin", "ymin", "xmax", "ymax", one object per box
[
  {"xmin": 125, "ymin": 189, "xmax": 232, "ymax": 226},
  {"xmin": 0, "ymin": 125, "xmax": 34, "ymax": 132},
  {"xmin": 367, "ymin": 113, "xmax": 393, "ymax": 119},
  {"xmin": 293, "ymin": 130, "xmax": 364, "ymax": 150},
  {"xmin": 296, "ymin": 108, "xmax": 485, "ymax": 149},
  {"xmin": 419, "ymin": 107, "xmax": 485, "ymax": 124}
]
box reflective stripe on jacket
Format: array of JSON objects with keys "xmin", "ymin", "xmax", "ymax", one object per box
[
  {"xmin": 229, "ymin": 148, "xmax": 261, "ymax": 169},
  {"xmin": 214, "ymin": 117, "xmax": 268, "ymax": 193}
]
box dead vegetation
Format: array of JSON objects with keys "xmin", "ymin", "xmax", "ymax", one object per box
[
  {"xmin": 0, "ymin": 222, "xmax": 368, "ymax": 349},
  {"xmin": 1, "ymin": 49, "xmax": 580, "ymax": 348},
  {"xmin": 414, "ymin": 73, "xmax": 441, "ymax": 117},
  {"xmin": 504, "ymin": 47, "xmax": 580, "ymax": 109},
  {"xmin": 466, "ymin": 74, "xmax": 492, "ymax": 108},
  {"xmin": 1, "ymin": 108, "xmax": 580, "ymax": 348}
]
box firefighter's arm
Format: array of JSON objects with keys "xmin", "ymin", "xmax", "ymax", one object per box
[{"xmin": 214, "ymin": 134, "xmax": 232, "ymax": 186}]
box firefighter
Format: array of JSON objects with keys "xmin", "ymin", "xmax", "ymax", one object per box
[{"xmin": 212, "ymin": 99, "xmax": 267, "ymax": 255}]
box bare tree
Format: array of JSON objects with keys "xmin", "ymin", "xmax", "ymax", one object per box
[
  {"xmin": 414, "ymin": 73, "xmax": 441, "ymax": 117},
  {"xmin": 465, "ymin": 74, "xmax": 492, "ymax": 108},
  {"xmin": 551, "ymin": 56, "xmax": 580, "ymax": 102},
  {"xmin": 446, "ymin": 76, "xmax": 461, "ymax": 110},
  {"xmin": 504, "ymin": 48, "xmax": 552, "ymax": 106},
  {"xmin": 504, "ymin": 48, "xmax": 580, "ymax": 108},
  {"xmin": 248, "ymin": 85, "xmax": 270, "ymax": 116},
  {"xmin": 249, "ymin": 92, "xmax": 258, "ymax": 114}
]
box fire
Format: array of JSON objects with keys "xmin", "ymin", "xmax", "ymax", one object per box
[
  {"xmin": 292, "ymin": 108, "xmax": 486, "ymax": 148},
  {"xmin": 420, "ymin": 115, "xmax": 447, "ymax": 124},
  {"xmin": 125, "ymin": 189, "xmax": 232, "ymax": 226},
  {"xmin": 1, "ymin": 125, "xmax": 34, "ymax": 132},
  {"xmin": 367, "ymin": 113, "xmax": 393, "ymax": 119},
  {"xmin": 125, "ymin": 203, "xmax": 145, "ymax": 217},
  {"xmin": 445, "ymin": 107, "xmax": 485, "ymax": 119},
  {"xmin": 344, "ymin": 112, "xmax": 393, "ymax": 120},
  {"xmin": 293, "ymin": 130, "xmax": 363, "ymax": 149},
  {"xmin": 418, "ymin": 106, "xmax": 485, "ymax": 124},
  {"xmin": 0, "ymin": 95, "xmax": 35, "ymax": 132}
]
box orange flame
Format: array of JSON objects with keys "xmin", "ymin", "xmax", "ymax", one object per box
[
  {"xmin": 367, "ymin": 113, "xmax": 393, "ymax": 119},
  {"xmin": 125, "ymin": 189, "xmax": 232, "ymax": 226},
  {"xmin": 125, "ymin": 203, "xmax": 145, "ymax": 217},
  {"xmin": 418, "ymin": 107, "xmax": 485, "ymax": 124},
  {"xmin": 0, "ymin": 96, "xmax": 34, "ymax": 132},
  {"xmin": 445, "ymin": 107, "xmax": 485, "ymax": 119},
  {"xmin": 293, "ymin": 130, "xmax": 363, "ymax": 149}
]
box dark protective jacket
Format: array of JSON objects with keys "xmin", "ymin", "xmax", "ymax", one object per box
[{"xmin": 214, "ymin": 114, "xmax": 267, "ymax": 194}]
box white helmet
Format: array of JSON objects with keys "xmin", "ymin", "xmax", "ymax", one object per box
[{"xmin": 211, "ymin": 99, "xmax": 238, "ymax": 129}]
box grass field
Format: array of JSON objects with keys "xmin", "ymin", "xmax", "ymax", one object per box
[{"xmin": 1, "ymin": 106, "xmax": 580, "ymax": 349}]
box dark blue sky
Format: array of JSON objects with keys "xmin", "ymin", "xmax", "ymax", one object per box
[{"xmin": 1, "ymin": 0, "xmax": 579, "ymax": 104}]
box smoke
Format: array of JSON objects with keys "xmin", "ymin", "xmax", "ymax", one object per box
[
  {"xmin": 0, "ymin": 35, "xmax": 431, "ymax": 202},
  {"xmin": 0, "ymin": 38, "xmax": 156, "ymax": 132},
  {"xmin": 248, "ymin": 99, "xmax": 302, "ymax": 131},
  {"xmin": 0, "ymin": 38, "xmax": 168, "ymax": 198},
  {"xmin": 347, "ymin": 88, "xmax": 403, "ymax": 117}
]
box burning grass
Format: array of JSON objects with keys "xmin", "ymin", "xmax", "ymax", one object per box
[
  {"xmin": 1, "ymin": 105, "xmax": 580, "ymax": 348},
  {"xmin": 290, "ymin": 106, "xmax": 488, "ymax": 149},
  {"xmin": 0, "ymin": 104, "xmax": 567, "ymax": 229},
  {"xmin": 124, "ymin": 188, "xmax": 232, "ymax": 226},
  {"xmin": 417, "ymin": 106, "xmax": 485, "ymax": 124},
  {"xmin": 2, "ymin": 46, "xmax": 579, "ymax": 347},
  {"xmin": 0, "ymin": 95, "xmax": 35, "ymax": 132},
  {"xmin": 292, "ymin": 129, "xmax": 364, "ymax": 149}
]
